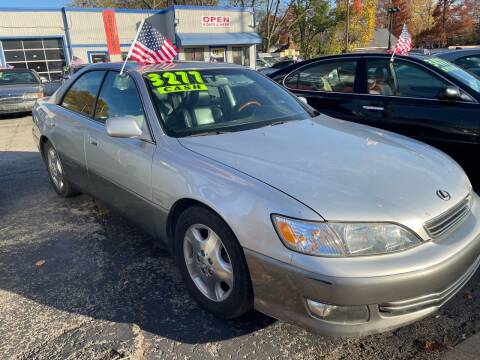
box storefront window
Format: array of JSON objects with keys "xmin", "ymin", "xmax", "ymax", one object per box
[
  {"xmin": 232, "ymin": 47, "xmax": 250, "ymax": 67},
  {"xmin": 184, "ymin": 48, "xmax": 205, "ymax": 62},
  {"xmin": 243, "ymin": 47, "xmax": 250, "ymax": 67},
  {"xmin": 232, "ymin": 47, "xmax": 242, "ymax": 65}
]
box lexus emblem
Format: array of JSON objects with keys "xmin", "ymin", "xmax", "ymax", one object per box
[{"xmin": 436, "ymin": 190, "xmax": 451, "ymax": 201}]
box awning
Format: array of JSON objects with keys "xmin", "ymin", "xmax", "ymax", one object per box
[{"xmin": 176, "ymin": 32, "xmax": 262, "ymax": 46}]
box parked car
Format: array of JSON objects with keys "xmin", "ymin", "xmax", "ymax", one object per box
[
  {"xmin": 256, "ymin": 57, "xmax": 273, "ymax": 69},
  {"xmin": 258, "ymin": 59, "xmax": 296, "ymax": 76},
  {"xmin": 33, "ymin": 62, "xmax": 480, "ymax": 337},
  {"xmin": 269, "ymin": 53, "xmax": 480, "ymax": 184},
  {"xmin": 433, "ymin": 49, "xmax": 480, "ymax": 78},
  {"xmin": 0, "ymin": 68, "xmax": 43, "ymax": 115}
]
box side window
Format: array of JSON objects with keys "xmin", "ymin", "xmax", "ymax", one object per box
[
  {"xmin": 454, "ymin": 56, "xmax": 480, "ymax": 77},
  {"xmin": 366, "ymin": 59, "xmax": 449, "ymax": 99},
  {"xmin": 284, "ymin": 60, "xmax": 357, "ymax": 93},
  {"xmin": 366, "ymin": 60, "xmax": 396, "ymax": 96},
  {"xmin": 394, "ymin": 61, "xmax": 449, "ymax": 98},
  {"xmin": 94, "ymin": 72, "xmax": 148, "ymax": 133},
  {"xmin": 61, "ymin": 71, "xmax": 105, "ymax": 117}
]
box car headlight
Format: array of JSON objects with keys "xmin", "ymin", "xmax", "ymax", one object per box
[{"xmin": 272, "ymin": 215, "xmax": 421, "ymax": 257}]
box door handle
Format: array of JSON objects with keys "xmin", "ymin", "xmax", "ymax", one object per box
[
  {"xmin": 362, "ymin": 105, "xmax": 384, "ymax": 111},
  {"xmin": 89, "ymin": 137, "xmax": 98, "ymax": 147}
]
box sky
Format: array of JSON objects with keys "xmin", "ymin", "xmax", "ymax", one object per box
[{"xmin": 1, "ymin": 0, "xmax": 67, "ymax": 8}]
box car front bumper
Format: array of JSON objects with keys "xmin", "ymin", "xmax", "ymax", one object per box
[
  {"xmin": 0, "ymin": 99, "xmax": 36, "ymax": 114},
  {"xmin": 245, "ymin": 195, "xmax": 480, "ymax": 337}
]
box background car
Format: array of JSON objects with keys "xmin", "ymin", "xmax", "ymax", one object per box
[
  {"xmin": 433, "ymin": 49, "xmax": 480, "ymax": 78},
  {"xmin": 269, "ymin": 53, "xmax": 480, "ymax": 185},
  {"xmin": 0, "ymin": 68, "xmax": 43, "ymax": 115},
  {"xmin": 258, "ymin": 59, "xmax": 296, "ymax": 76}
]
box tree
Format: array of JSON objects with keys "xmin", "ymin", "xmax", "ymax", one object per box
[
  {"xmin": 287, "ymin": 0, "xmax": 336, "ymax": 58},
  {"xmin": 415, "ymin": 0, "xmax": 476, "ymax": 47},
  {"xmin": 332, "ymin": 0, "xmax": 378, "ymax": 53}
]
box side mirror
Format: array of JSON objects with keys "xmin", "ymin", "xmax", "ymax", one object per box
[
  {"xmin": 40, "ymin": 77, "xmax": 48, "ymax": 84},
  {"xmin": 438, "ymin": 86, "xmax": 461, "ymax": 101},
  {"xmin": 106, "ymin": 116, "xmax": 143, "ymax": 138},
  {"xmin": 298, "ymin": 96, "xmax": 308, "ymax": 104}
]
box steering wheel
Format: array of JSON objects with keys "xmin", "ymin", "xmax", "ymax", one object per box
[{"xmin": 237, "ymin": 100, "xmax": 261, "ymax": 113}]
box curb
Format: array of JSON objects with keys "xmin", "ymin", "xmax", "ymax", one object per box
[{"xmin": 443, "ymin": 333, "xmax": 480, "ymax": 359}]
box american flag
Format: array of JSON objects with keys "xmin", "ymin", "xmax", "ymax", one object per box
[
  {"xmin": 393, "ymin": 24, "xmax": 412, "ymax": 56},
  {"xmin": 130, "ymin": 21, "xmax": 178, "ymax": 64}
]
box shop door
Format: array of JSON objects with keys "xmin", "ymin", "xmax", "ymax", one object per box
[{"xmin": 210, "ymin": 47, "xmax": 226, "ymax": 63}]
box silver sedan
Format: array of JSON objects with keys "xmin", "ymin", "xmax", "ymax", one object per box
[{"xmin": 32, "ymin": 62, "xmax": 480, "ymax": 337}]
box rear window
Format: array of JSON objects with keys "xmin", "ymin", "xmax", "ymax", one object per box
[{"xmin": 0, "ymin": 70, "xmax": 39, "ymax": 85}]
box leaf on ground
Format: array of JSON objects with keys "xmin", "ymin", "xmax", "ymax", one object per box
[
  {"xmin": 419, "ymin": 339, "xmax": 441, "ymax": 351},
  {"xmin": 442, "ymin": 335, "xmax": 454, "ymax": 350},
  {"xmin": 35, "ymin": 260, "xmax": 46, "ymax": 268}
]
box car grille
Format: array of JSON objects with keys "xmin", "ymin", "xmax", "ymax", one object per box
[
  {"xmin": 379, "ymin": 255, "xmax": 480, "ymax": 316},
  {"xmin": 423, "ymin": 195, "xmax": 471, "ymax": 239},
  {"xmin": 0, "ymin": 96, "xmax": 25, "ymax": 105}
]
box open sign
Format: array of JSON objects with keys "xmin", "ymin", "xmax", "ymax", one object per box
[{"xmin": 202, "ymin": 15, "xmax": 231, "ymax": 27}]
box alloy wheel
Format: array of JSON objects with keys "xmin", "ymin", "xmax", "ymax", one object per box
[
  {"xmin": 183, "ymin": 224, "xmax": 234, "ymax": 302},
  {"xmin": 47, "ymin": 147, "xmax": 64, "ymax": 191}
]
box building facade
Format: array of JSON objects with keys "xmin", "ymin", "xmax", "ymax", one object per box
[{"xmin": 0, "ymin": 5, "xmax": 261, "ymax": 81}]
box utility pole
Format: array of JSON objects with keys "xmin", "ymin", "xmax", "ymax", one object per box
[
  {"xmin": 344, "ymin": 0, "xmax": 350, "ymax": 53},
  {"xmin": 387, "ymin": 4, "xmax": 400, "ymax": 50}
]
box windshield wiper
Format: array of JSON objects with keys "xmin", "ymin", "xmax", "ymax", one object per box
[
  {"xmin": 189, "ymin": 130, "xmax": 230, "ymax": 137},
  {"xmin": 269, "ymin": 120, "xmax": 287, "ymax": 126}
]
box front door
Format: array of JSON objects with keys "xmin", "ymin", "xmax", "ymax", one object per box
[
  {"xmin": 359, "ymin": 57, "xmax": 480, "ymax": 178},
  {"xmin": 84, "ymin": 71, "xmax": 156, "ymax": 233}
]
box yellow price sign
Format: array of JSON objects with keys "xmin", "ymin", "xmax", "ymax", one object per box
[{"xmin": 147, "ymin": 70, "xmax": 208, "ymax": 94}]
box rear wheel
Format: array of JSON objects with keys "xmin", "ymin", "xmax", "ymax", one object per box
[
  {"xmin": 174, "ymin": 206, "xmax": 253, "ymax": 319},
  {"xmin": 44, "ymin": 142, "xmax": 79, "ymax": 197}
]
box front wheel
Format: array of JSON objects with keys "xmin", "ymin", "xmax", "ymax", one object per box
[
  {"xmin": 174, "ymin": 206, "xmax": 253, "ymax": 319},
  {"xmin": 44, "ymin": 142, "xmax": 79, "ymax": 197}
]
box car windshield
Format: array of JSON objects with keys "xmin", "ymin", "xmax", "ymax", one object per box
[
  {"xmin": 0, "ymin": 70, "xmax": 39, "ymax": 85},
  {"xmin": 145, "ymin": 68, "xmax": 314, "ymax": 137},
  {"xmin": 424, "ymin": 57, "xmax": 480, "ymax": 94}
]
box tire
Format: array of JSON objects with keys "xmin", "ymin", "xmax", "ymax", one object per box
[
  {"xmin": 174, "ymin": 206, "xmax": 253, "ymax": 319},
  {"xmin": 44, "ymin": 142, "xmax": 79, "ymax": 198}
]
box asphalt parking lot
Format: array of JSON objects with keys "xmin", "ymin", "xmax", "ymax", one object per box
[{"xmin": 1, "ymin": 115, "xmax": 479, "ymax": 360}]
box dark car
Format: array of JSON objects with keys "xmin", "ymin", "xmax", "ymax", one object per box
[
  {"xmin": 258, "ymin": 59, "xmax": 296, "ymax": 76},
  {"xmin": 433, "ymin": 49, "xmax": 480, "ymax": 78},
  {"xmin": 269, "ymin": 53, "xmax": 480, "ymax": 183},
  {"xmin": 0, "ymin": 68, "xmax": 43, "ymax": 115}
]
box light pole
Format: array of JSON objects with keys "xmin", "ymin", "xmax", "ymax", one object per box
[
  {"xmin": 387, "ymin": 6, "xmax": 400, "ymax": 50},
  {"xmin": 344, "ymin": 0, "xmax": 350, "ymax": 53}
]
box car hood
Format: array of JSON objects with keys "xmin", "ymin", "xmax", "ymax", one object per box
[
  {"xmin": 0, "ymin": 84, "xmax": 42, "ymax": 98},
  {"xmin": 178, "ymin": 116, "xmax": 471, "ymax": 228}
]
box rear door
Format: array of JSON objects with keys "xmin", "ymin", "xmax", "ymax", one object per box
[
  {"xmin": 52, "ymin": 70, "xmax": 106, "ymax": 191},
  {"xmin": 83, "ymin": 71, "xmax": 157, "ymax": 234},
  {"xmin": 281, "ymin": 58, "xmax": 362, "ymax": 122}
]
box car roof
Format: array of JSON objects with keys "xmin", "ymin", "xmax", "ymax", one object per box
[
  {"xmin": 433, "ymin": 49, "xmax": 480, "ymax": 61},
  {"xmin": 78, "ymin": 61, "xmax": 246, "ymax": 74},
  {"xmin": 0, "ymin": 68, "xmax": 36, "ymax": 72},
  {"xmin": 267, "ymin": 52, "xmax": 421, "ymax": 78}
]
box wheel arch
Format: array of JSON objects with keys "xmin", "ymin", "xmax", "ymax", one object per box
[
  {"xmin": 166, "ymin": 198, "xmax": 233, "ymax": 248},
  {"xmin": 39, "ymin": 135, "xmax": 50, "ymax": 160}
]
